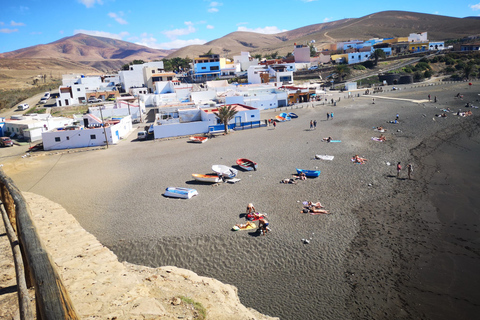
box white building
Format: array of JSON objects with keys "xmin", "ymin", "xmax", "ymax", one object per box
[
  {"xmin": 118, "ymin": 61, "xmax": 164, "ymax": 91},
  {"xmin": 247, "ymin": 64, "xmax": 294, "ymax": 85},
  {"xmin": 408, "ymin": 32, "xmax": 428, "ymax": 43},
  {"xmin": 152, "ymin": 104, "xmax": 260, "ymax": 139},
  {"xmin": 3, "ymin": 114, "xmax": 74, "ymax": 142},
  {"xmin": 233, "ymin": 52, "xmax": 259, "ymax": 74},
  {"xmin": 88, "ymin": 102, "xmax": 142, "ymax": 123},
  {"xmin": 42, "ymin": 115, "xmax": 132, "ymax": 150}
]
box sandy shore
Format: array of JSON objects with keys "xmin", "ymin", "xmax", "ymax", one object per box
[{"xmin": 2, "ymin": 80, "xmax": 480, "ymax": 319}]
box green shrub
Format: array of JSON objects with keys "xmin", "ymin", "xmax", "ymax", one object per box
[
  {"xmin": 413, "ymin": 71, "xmax": 424, "ymax": 82},
  {"xmin": 424, "ymin": 70, "xmax": 432, "ymax": 78},
  {"xmin": 352, "ymin": 65, "xmax": 366, "ymax": 70},
  {"xmin": 445, "ymin": 66, "xmax": 456, "ymax": 73}
]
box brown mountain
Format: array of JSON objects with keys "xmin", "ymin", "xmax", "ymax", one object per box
[
  {"xmin": 0, "ymin": 33, "xmax": 175, "ymax": 72},
  {"xmin": 167, "ymin": 11, "xmax": 480, "ymax": 58}
]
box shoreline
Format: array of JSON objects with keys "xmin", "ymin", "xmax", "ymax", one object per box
[{"xmin": 2, "ymin": 81, "xmax": 480, "ymax": 319}]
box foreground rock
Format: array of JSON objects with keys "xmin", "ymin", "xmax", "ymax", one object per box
[{"xmin": 4, "ymin": 192, "xmax": 277, "ymax": 320}]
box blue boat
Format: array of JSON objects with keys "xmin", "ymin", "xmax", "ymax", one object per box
[
  {"xmin": 296, "ymin": 168, "xmax": 321, "ymax": 178},
  {"xmin": 279, "ymin": 112, "xmax": 292, "ymax": 121},
  {"xmin": 288, "ymin": 112, "xmax": 298, "ymax": 118},
  {"xmin": 164, "ymin": 187, "xmax": 198, "ymax": 199}
]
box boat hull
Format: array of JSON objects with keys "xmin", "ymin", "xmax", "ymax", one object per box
[
  {"xmin": 212, "ymin": 165, "xmax": 238, "ymax": 178},
  {"xmin": 236, "ymin": 158, "xmax": 257, "ymax": 171},
  {"xmin": 288, "ymin": 112, "xmax": 298, "ymax": 118},
  {"xmin": 192, "ymin": 174, "xmax": 221, "ymax": 183},
  {"xmin": 279, "ymin": 113, "xmax": 292, "ymax": 121},
  {"xmin": 189, "ymin": 136, "xmax": 208, "ymax": 143},
  {"xmin": 296, "ymin": 168, "xmax": 321, "ymax": 178},
  {"xmin": 164, "ymin": 187, "xmax": 198, "ymax": 199}
]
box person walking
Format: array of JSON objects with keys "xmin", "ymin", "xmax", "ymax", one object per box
[
  {"xmin": 327, "ymin": 113, "xmax": 330, "ymax": 120},
  {"xmin": 396, "ymin": 162, "xmax": 402, "ymax": 179},
  {"xmin": 396, "ymin": 113, "xmax": 399, "ymax": 121},
  {"xmin": 273, "ymin": 121, "xmax": 276, "ymax": 129},
  {"xmin": 330, "ymin": 112, "xmax": 334, "ymax": 120},
  {"xmin": 407, "ymin": 163, "xmax": 413, "ymax": 180},
  {"xmin": 310, "ymin": 120, "xmax": 313, "ymax": 130},
  {"xmin": 313, "ymin": 120, "xmax": 317, "ymax": 129},
  {"xmin": 428, "ymin": 94, "xmax": 431, "ymax": 101},
  {"xmin": 434, "ymin": 96, "xmax": 437, "ymax": 103}
]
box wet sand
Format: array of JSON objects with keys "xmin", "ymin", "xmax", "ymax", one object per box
[{"xmin": 4, "ymin": 80, "xmax": 480, "ymax": 319}]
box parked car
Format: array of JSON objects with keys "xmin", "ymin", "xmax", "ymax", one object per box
[
  {"xmin": 28, "ymin": 142, "xmax": 43, "ymax": 151},
  {"xmin": 17, "ymin": 103, "xmax": 29, "ymax": 111},
  {"xmin": 137, "ymin": 131, "xmax": 147, "ymax": 140},
  {"xmin": 0, "ymin": 137, "xmax": 13, "ymax": 147},
  {"xmin": 39, "ymin": 92, "xmax": 50, "ymax": 104},
  {"xmin": 308, "ymin": 65, "xmax": 318, "ymax": 71},
  {"xmin": 88, "ymin": 97, "xmax": 101, "ymax": 103}
]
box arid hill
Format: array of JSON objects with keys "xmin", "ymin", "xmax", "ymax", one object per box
[{"xmin": 167, "ymin": 11, "xmax": 480, "ymax": 58}]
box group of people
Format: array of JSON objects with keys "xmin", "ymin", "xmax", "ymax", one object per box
[
  {"xmin": 280, "ymin": 172, "xmax": 307, "ymax": 184},
  {"xmin": 309, "ymin": 120, "xmax": 317, "ymax": 130},
  {"xmin": 396, "ymin": 162, "xmax": 413, "ymax": 180},
  {"xmin": 239, "ymin": 203, "xmax": 270, "ymax": 235}
]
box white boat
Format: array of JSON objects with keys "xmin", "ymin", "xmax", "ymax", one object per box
[
  {"xmin": 192, "ymin": 173, "xmax": 222, "ymax": 183},
  {"xmin": 164, "ymin": 187, "xmax": 198, "ymax": 199},
  {"xmin": 315, "ymin": 155, "xmax": 334, "ymax": 161},
  {"xmin": 212, "ymin": 165, "xmax": 238, "ymax": 179}
]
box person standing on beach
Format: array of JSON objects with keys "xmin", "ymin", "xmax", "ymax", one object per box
[
  {"xmin": 330, "ymin": 112, "xmax": 334, "ymax": 120},
  {"xmin": 310, "ymin": 120, "xmax": 313, "ymax": 130},
  {"xmin": 407, "ymin": 164, "xmax": 413, "ymax": 180},
  {"xmin": 327, "ymin": 113, "xmax": 330, "ymax": 120},
  {"xmin": 396, "ymin": 162, "xmax": 402, "ymax": 179},
  {"xmin": 428, "ymin": 94, "xmax": 431, "ymax": 101},
  {"xmin": 313, "ymin": 120, "xmax": 317, "ymax": 129},
  {"xmin": 372, "ymin": 98, "xmax": 375, "ymax": 104},
  {"xmin": 273, "ymin": 121, "xmax": 276, "ymax": 129},
  {"xmin": 434, "ymin": 96, "xmax": 437, "ymax": 103}
]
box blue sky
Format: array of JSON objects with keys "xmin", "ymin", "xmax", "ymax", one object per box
[{"xmin": 1, "ymin": 0, "xmax": 480, "ymax": 54}]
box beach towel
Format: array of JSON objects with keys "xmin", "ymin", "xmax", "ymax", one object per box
[
  {"xmin": 315, "ymin": 155, "xmax": 334, "ymax": 160},
  {"xmin": 329, "ymin": 140, "xmax": 342, "ymax": 143},
  {"xmin": 232, "ymin": 221, "xmax": 257, "ymax": 231},
  {"xmin": 371, "ymin": 137, "xmax": 383, "ymax": 142}
]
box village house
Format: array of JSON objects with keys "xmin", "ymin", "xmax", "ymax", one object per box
[
  {"xmin": 118, "ymin": 61, "xmax": 164, "ymax": 92},
  {"xmin": 247, "ymin": 64, "xmax": 294, "ymax": 85},
  {"xmin": 41, "ymin": 114, "xmax": 132, "ymax": 150},
  {"xmin": 152, "ymin": 103, "xmax": 260, "ymax": 139},
  {"xmin": 56, "ymin": 74, "xmax": 120, "ymax": 106},
  {"xmin": 192, "ymin": 54, "xmax": 222, "ymax": 82},
  {"xmin": 3, "ymin": 114, "xmax": 74, "ymax": 142}
]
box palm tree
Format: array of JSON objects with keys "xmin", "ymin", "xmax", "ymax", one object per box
[
  {"xmin": 335, "ymin": 64, "xmax": 351, "ymax": 82},
  {"xmin": 213, "ymin": 105, "xmax": 238, "ymax": 134},
  {"xmin": 371, "ymin": 48, "xmax": 386, "ymax": 66}
]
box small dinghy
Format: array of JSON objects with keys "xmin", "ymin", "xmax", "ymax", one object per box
[
  {"xmin": 189, "ymin": 136, "xmax": 208, "ymax": 143},
  {"xmin": 275, "ymin": 115, "xmax": 286, "ymax": 122},
  {"xmin": 315, "ymin": 155, "xmax": 334, "ymax": 161},
  {"xmin": 192, "ymin": 174, "xmax": 222, "ymax": 183},
  {"xmin": 288, "ymin": 112, "xmax": 298, "ymax": 118},
  {"xmin": 296, "ymin": 168, "xmax": 321, "ymax": 178},
  {"xmin": 212, "ymin": 165, "xmax": 238, "ymax": 179},
  {"xmin": 236, "ymin": 158, "xmax": 258, "ymax": 171},
  {"xmin": 164, "ymin": 187, "xmax": 198, "ymax": 199},
  {"xmin": 279, "ymin": 112, "xmax": 291, "ymax": 121}
]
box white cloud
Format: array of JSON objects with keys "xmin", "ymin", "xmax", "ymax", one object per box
[
  {"xmin": 237, "ymin": 26, "xmax": 287, "ymax": 34},
  {"xmin": 469, "ymin": 3, "xmax": 480, "ymax": 10},
  {"xmin": 0, "ymin": 22, "xmax": 4, "ymax": 26},
  {"xmin": 0, "ymin": 28, "xmax": 18, "ymax": 34},
  {"xmin": 206, "ymin": 25, "xmax": 214, "ymax": 29},
  {"xmin": 136, "ymin": 37, "xmax": 207, "ymax": 50},
  {"xmin": 73, "ymin": 29, "xmax": 129, "ymax": 40},
  {"xmin": 78, "ymin": 0, "xmax": 103, "ymax": 8},
  {"xmin": 162, "ymin": 21, "xmax": 196, "ymax": 39},
  {"xmin": 301, "ymin": 0, "xmax": 317, "ymax": 2},
  {"xmin": 323, "ymin": 17, "xmax": 333, "ymax": 22},
  {"xmin": 208, "ymin": 1, "xmax": 222, "ymax": 13},
  {"xmin": 59, "ymin": 30, "xmax": 64, "ymax": 34},
  {"xmin": 30, "ymin": 31, "xmax": 42, "ymax": 35},
  {"xmin": 11, "ymin": 21, "xmax": 25, "ymax": 27},
  {"xmin": 108, "ymin": 12, "xmax": 128, "ymax": 25}
]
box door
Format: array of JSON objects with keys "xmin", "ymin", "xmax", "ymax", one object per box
[{"xmin": 235, "ymin": 116, "xmax": 241, "ymax": 127}]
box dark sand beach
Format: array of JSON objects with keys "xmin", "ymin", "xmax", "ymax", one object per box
[{"xmin": 4, "ymin": 81, "xmax": 480, "ymax": 319}]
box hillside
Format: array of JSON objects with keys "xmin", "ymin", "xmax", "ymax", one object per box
[{"xmin": 167, "ymin": 11, "xmax": 480, "ymax": 58}]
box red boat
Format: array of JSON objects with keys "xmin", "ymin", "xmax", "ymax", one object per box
[
  {"xmin": 236, "ymin": 158, "xmax": 257, "ymax": 171},
  {"xmin": 189, "ymin": 136, "xmax": 208, "ymax": 143}
]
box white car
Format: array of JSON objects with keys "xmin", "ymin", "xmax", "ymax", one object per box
[
  {"xmin": 39, "ymin": 92, "xmax": 50, "ymax": 104},
  {"xmin": 17, "ymin": 103, "xmax": 29, "ymax": 111},
  {"xmin": 88, "ymin": 97, "xmax": 101, "ymax": 103}
]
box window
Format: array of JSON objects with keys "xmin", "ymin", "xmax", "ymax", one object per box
[
  {"xmin": 66, "ymin": 136, "xmax": 70, "ymax": 140},
  {"xmin": 55, "ymin": 137, "xmax": 61, "ymax": 142},
  {"xmin": 211, "ymin": 66, "xmax": 219, "ymax": 71},
  {"xmin": 77, "ymin": 88, "xmax": 81, "ymax": 92},
  {"xmin": 167, "ymin": 77, "xmax": 173, "ymax": 81},
  {"xmin": 251, "ymin": 115, "xmax": 254, "ymax": 118},
  {"xmin": 201, "ymin": 67, "xmax": 206, "ymax": 70},
  {"xmin": 90, "ymin": 134, "xmax": 96, "ymax": 139},
  {"xmin": 152, "ymin": 70, "xmax": 155, "ymax": 74}
]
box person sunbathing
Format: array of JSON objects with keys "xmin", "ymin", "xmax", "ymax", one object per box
[
  {"xmin": 258, "ymin": 218, "xmax": 270, "ymax": 236},
  {"xmin": 235, "ymin": 221, "xmax": 256, "ymax": 229},
  {"xmin": 376, "ymin": 126, "xmax": 387, "ymax": 131},
  {"xmin": 378, "ymin": 134, "xmax": 386, "ymax": 142},
  {"xmin": 281, "ymin": 178, "xmax": 297, "ymax": 184},
  {"xmin": 353, "ymin": 155, "xmax": 367, "ymax": 164},
  {"xmin": 322, "ymin": 136, "xmax": 332, "ymax": 142},
  {"xmin": 308, "ymin": 207, "xmax": 330, "ymax": 215},
  {"xmin": 247, "ymin": 212, "xmax": 267, "ymax": 221},
  {"xmin": 298, "ymin": 172, "xmax": 307, "ymax": 180},
  {"xmin": 307, "ymin": 201, "xmax": 324, "ymax": 208}
]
